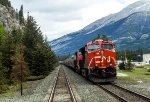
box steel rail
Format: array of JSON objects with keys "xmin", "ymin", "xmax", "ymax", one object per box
[
  {"xmin": 111, "ymin": 83, "xmax": 150, "ymax": 102},
  {"xmin": 65, "ymin": 70, "xmax": 77, "ymax": 102},
  {"xmin": 48, "ymin": 68, "xmax": 60, "ymax": 102},
  {"xmin": 98, "ymin": 84, "xmax": 128, "ymax": 102},
  {"xmin": 64, "ymin": 65, "xmax": 127, "ymax": 102},
  {"xmin": 48, "ymin": 67, "xmax": 77, "ymax": 102}
]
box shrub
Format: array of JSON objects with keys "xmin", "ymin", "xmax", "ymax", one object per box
[
  {"xmin": 118, "ymin": 62, "xmax": 126, "ymax": 70},
  {"xmin": 147, "ymin": 68, "xmax": 150, "ymax": 72},
  {"xmin": 125, "ymin": 60, "xmax": 134, "ymax": 71},
  {"xmin": 0, "ymin": 85, "xmax": 9, "ymax": 94},
  {"xmin": 118, "ymin": 60, "xmax": 134, "ymax": 71},
  {"xmin": 26, "ymin": 75, "xmax": 45, "ymax": 81}
]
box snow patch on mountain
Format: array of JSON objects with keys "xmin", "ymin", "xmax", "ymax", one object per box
[
  {"xmin": 113, "ymin": 36, "xmax": 136, "ymax": 43},
  {"xmin": 140, "ymin": 34, "xmax": 149, "ymax": 39},
  {"xmin": 82, "ymin": 14, "xmax": 115, "ymax": 35},
  {"xmin": 52, "ymin": 42, "xmax": 70, "ymax": 51},
  {"xmin": 50, "ymin": 36, "xmax": 72, "ymax": 46},
  {"xmin": 119, "ymin": 36, "xmax": 135, "ymax": 40}
]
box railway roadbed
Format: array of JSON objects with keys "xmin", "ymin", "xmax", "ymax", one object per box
[
  {"xmin": 98, "ymin": 83, "xmax": 150, "ymax": 102},
  {"xmin": 63, "ymin": 65, "xmax": 119, "ymax": 102},
  {"xmin": 44, "ymin": 65, "xmax": 81, "ymax": 102},
  {"xmin": 116, "ymin": 80, "xmax": 150, "ymax": 98},
  {"xmin": 63, "ymin": 65, "xmax": 150, "ymax": 102}
]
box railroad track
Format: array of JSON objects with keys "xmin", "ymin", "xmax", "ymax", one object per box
[
  {"xmin": 48, "ymin": 66, "xmax": 77, "ymax": 102},
  {"xmin": 98, "ymin": 83, "xmax": 150, "ymax": 102},
  {"xmin": 63, "ymin": 65, "xmax": 150, "ymax": 102}
]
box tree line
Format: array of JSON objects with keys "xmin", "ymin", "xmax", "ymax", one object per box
[
  {"xmin": 0, "ymin": 2, "xmax": 58, "ymax": 93},
  {"xmin": 116, "ymin": 48, "xmax": 143, "ymax": 62},
  {"xmin": 93, "ymin": 34, "xmax": 108, "ymax": 41}
]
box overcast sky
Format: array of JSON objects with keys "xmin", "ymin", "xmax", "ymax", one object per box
[{"xmin": 10, "ymin": 0, "xmax": 139, "ymax": 41}]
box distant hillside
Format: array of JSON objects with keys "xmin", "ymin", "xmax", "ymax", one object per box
[{"xmin": 50, "ymin": 0, "xmax": 150, "ymax": 56}]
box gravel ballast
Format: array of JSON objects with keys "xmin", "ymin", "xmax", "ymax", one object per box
[
  {"xmin": 117, "ymin": 81, "xmax": 150, "ymax": 98},
  {"xmin": 0, "ymin": 66, "xmax": 59, "ymax": 102},
  {"xmin": 63, "ymin": 65, "xmax": 119, "ymax": 102}
]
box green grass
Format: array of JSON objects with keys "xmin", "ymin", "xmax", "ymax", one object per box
[
  {"xmin": 26, "ymin": 75, "xmax": 45, "ymax": 81},
  {"xmin": 117, "ymin": 65, "xmax": 150, "ymax": 82},
  {"xmin": 0, "ymin": 82, "xmax": 30, "ymax": 97},
  {"xmin": 0, "ymin": 83, "xmax": 20, "ymax": 97},
  {"xmin": 117, "ymin": 76, "xmax": 132, "ymax": 81},
  {"xmin": 144, "ymin": 64, "xmax": 150, "ymax": 68},
  {"xmin": 0, "ymin": 75, "xmax": 45, "ymax": 97}
]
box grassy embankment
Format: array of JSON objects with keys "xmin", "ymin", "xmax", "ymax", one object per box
[
  {"xmin": 117, "ymin": 64, "xmax": 150, "ymax": 82},
  {"xmin": 0, "ymin": 75, "xmax": 45, "ymax": 97}
]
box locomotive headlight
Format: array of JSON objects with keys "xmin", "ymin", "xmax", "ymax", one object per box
[{"xmin": 110, "ymin": 63, "xmax": 112, "ymax": 67}]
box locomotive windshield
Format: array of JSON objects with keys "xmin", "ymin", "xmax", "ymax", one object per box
[
  {"xmin": 88, "ymin": 44, "xmax": 100, "ymax": 52},
  {"xmin": 102, "ymin": 44, "xmax": 113, "ymax": 50}
]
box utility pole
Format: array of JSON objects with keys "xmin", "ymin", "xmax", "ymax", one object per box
[
  {"xmin": 124, "ymin": 49, "xmax": 127, "ymax": 64},
  {"xmin": 20, "ymin": 44, "xmax": 23, "ymax": 96}
]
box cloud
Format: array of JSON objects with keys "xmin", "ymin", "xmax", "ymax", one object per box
[
  {"xmin": 81, "ymin": 0, "xmax": 125, "ymax": 23},
  {"xmin": 10, "ymin": 0, "xmax": 139, "ymax": 41},
  {"xmin": 117, "ymin": 0, "xmax": 140, "ymax": 5},
  {"xmin": 13, "ymin": 0, "xmax": 98, "ymax": 13}
]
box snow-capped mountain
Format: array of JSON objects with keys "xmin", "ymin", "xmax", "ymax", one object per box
[{"xmin": 50, "ymin": 0, "xmax": 150, "ymax": 56}]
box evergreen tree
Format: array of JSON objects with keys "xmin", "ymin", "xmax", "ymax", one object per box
[
  {"xmin": 93, "ymin": 34, "xmax": 101, "ymax": 41},
  {"xmin": 19, "ymin": 5, "xmax": 24, "ymax": 25},
  {"xmin": 23, "ymin": 15, "xmax": 58, "ymax": 76},
  {"xmin": 125, "ymin": 59, "xmax": 133, "ymax": 70},
  {"xmin": 11, "ymin": 44, "xmax": 28, "ymax": 81},
  {"xmin": 2, "ymin": 33, "xmax": 14, "ymax": 81},
  {"xmin": 101, "ymin": 34, "xmax": 108, "ymax": 41},
  {"xmin": 15, "ymin": 9, "xmax": 19, "ymax": 20},
  {"xmin": 0, "ymin": 22, "xmax": 8, "ymax": 87},
  {"xmin": 0, "ymin": 22, "xmax": 5, "ymax": 46},
  {"xmin": 8, "ymin": 1, "xmax": 11, "ymax": 7},
  {"xmin": 10, "ymin": 28, "xmax": 28, "ymax": 81}
]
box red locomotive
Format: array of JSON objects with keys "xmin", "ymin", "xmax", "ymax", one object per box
[{"xmin": 64, "ymin": 38, "xmax": 117, "ymax": 82}]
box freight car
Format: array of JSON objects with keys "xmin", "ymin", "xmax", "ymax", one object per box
[{"xmin": 64, "ymin": 38, "xmax": 117, "ymax": 82}]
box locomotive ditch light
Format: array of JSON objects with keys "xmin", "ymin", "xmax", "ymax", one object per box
[
  {"xmin": 102, "ymin": 69, "xmax": 105, "ymax": 72},
  {"xmin": 101, "ymin": 50, "xmax": 104, "ymax": 55},
  {"xmin": 110, "ymin": 63, "xmax": 112, "ymax": 67},
  {"xmin": 96, "ymin": 52, "xmax": 100, "ymax": 55},
  {"xmin": 71, "ymin": 55, "xmax": 74, "ymax": 59}
]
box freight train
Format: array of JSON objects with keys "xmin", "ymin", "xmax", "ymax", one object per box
[{"xmin": 64, "ymin": 38, "xmax": 117, "ymax": 82}]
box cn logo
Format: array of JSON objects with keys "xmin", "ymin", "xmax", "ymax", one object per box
[{"xmin": 101, "ymin": 56, "xmax": 110, "ymax": 63}]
